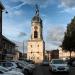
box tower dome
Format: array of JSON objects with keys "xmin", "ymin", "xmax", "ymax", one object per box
[
  {"xmin": 32, "ymin": 5, "xmax": 42, "ymax": 23},
  {"xmin": 32, "ymin": 16, "xmax": 42, "ymax": 22}
]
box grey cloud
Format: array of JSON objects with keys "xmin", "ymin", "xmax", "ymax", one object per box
[
  {"xmin": 18, "ymin": 32, "xmax": 26, "ymax": 37},
  {"xmin": 46, "ymin": 26, "xmax": 65, "ymax": 46},
  {"xmin": 14, "ymin": 41, "xmax": 27, "ymax": 53},
  {"xmin": 50, "ymin": 41, "xmax": 62, "ymax": 46},
  {"xmin": 60, "ymin": 0, "xmax": 75, "ymax": 8}
]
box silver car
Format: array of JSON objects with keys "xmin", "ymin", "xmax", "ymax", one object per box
[
  {"xmin": 0, "ymin": 66, "xmax": 24, "ymax": 75},
  {"xmin": 49, "ymin": 59, "xmax": 69, "ymax": 72}
]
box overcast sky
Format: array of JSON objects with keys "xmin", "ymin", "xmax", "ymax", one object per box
[{"xmin": 1, "ymin": 0, "xmax": 75, "ymax": 52}]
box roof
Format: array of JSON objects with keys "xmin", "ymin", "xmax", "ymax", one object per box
[
  {"xmin": 32, "ymin": 16, "xmax": 42, "ymax": 23},
  {"xmin": 2, "ymin": 35, "xmax": 15, "ymax": 46},
  {"xmin": 0, "ymin": 1, "xmax": 5, "ymax": 10}
]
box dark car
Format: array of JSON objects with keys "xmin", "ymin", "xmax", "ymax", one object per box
[
  {"xmin": 66, "ymin": 58, "xmax": 75, "ymax": 66},
  {"xmin": 42, "ymin": 60, "xmax": 49, "ymax": 66}
]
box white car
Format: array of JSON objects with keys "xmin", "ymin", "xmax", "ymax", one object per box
[
  {"xmin": 0, "ymin": 66, "xmax": 24, "ymax": 75},
  {"xmin": 49, "ymin": 59, "xmax": 69, "ymax": 72},
  {"xmin": 0, "ymin": 61, "xmax": 22, "ymax": 72},
  {"xmin": 17, "ymin": 61, "xmax": 32, "ymax": 74},
  {"xmin": 17, "ymin": 60, "xmax": 35, "ymax": 75}
]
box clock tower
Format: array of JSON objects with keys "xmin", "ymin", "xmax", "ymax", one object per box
[{"xmin": 27, "ymin": 5, "xmax": 45, "ymax": 63}]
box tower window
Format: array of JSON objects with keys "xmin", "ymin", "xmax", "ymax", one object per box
[
  {"xmin": 34, "ymin": 31, "xmax": 38, "ymax": 38},
  {"xmin": 37, "ymin": 45, "xmax": 39, "ymax": 47},
  {"xmin": 37, "ymin": 57, "xmax": 39, "ymax": 59},
  {"xmin": 37, "ymin": 51, "xmax": 39, "ymax": 53},
  {"xmin": 30, "ymin": 45, "xmax": 32, "ymax": 48}
]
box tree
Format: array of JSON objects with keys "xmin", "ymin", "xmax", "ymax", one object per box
[{"xmin": 62, "ymin": 16, "xmax": 75, "ymax": 59}]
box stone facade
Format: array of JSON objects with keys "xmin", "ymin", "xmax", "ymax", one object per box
[{"xmin": 1, "ymin": 35, "xmax": 16, "ymax": 60}]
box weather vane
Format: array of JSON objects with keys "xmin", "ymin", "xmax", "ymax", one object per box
[{"xmin": 35, "ymin": 4, "xmax": 39, "ymax": 16}]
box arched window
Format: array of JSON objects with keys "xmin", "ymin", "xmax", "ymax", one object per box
[
  {"xmin": 30, "ymin": 45, "xmax": 32, "ymax": 48},
  {"xmin": 34, "ymin": 31, "xmax": 38, "ymax": 38}
]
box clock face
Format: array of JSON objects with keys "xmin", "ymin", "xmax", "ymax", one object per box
[{"xmin": 34, "ymin": 26, "xmax": 38, "ymax": 30}]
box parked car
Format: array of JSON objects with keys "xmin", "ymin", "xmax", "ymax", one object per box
[
  {"xmin": 17, "ymin": 61, "xmax": 32, "ymax": 75},
  {"xmin": 42, "ymin": 60, "xmax": 49, "ymax": 66},
  {"xmin": 17, "ymin": 60, "xmax": 35, "ymax": 75},
  {"xmin": 23, "ymin": 60, "xmax": 35, "ymax": 69},
  {"xmin": 72, "ymin": 61, "xmax": 75, "ymax": 67},
  {"xmin": 49, "ymin": 59, "xmax": 69, "ymax": 73},
  {"xmin": 67, "ymin": 58, "xmax": 75, "ymax": 66},
  {"xmin": 0, "ymin": 61, "xmax": 22, "ymax": 72},
  {"xmin": 27, "ymin": 63, "xmax": 35, "ymax": 69},
  {"xmin": 0, "ymin": 66, "xmax": 24, "ymax": 75}
]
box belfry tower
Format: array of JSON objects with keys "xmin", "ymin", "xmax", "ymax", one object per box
[{"xmin": 27, "ymin": 5, "xmax": 45, "ymax": 63}]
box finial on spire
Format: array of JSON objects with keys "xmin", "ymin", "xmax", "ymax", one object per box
[{"xmin": 35, "ymin": 4, "xmax": 39, "ymax": 16}]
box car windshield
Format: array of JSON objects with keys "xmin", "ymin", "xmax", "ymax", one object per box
[
  {"xmin": 0, "ymin": 62, "xmax": 13, "ymax": 67},
  {"xmin": 52, "ymin": 60, "xmax": 66, "ymax": 64}
]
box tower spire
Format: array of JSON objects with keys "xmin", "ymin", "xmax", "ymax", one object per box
[{"xmin": 35, "ymin": 4, "xmax": 39, "ymax": 16}]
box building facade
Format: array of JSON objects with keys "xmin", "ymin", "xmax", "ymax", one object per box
[
  {"xmin": 27, "ymin": 5, "xmax": 45, "ymax": 63},
  {"xmin": 2, "ymin": 35, "xmax": 16, "ymax": 60},
  {"xmin": 59, "ymin": 47, "xmax": 75, "ymax": 60},
  {"xmin": 45, "ymin": 50, "xmax": 51, "ymax": 61},
  {"xmin": 50, "ymin": 50, "xmax": 59, "ymax": 59},
  {"xmin": 0, "ymin": 1, "xmax": 4, "ymax": 50},
  {"xmin": 0, "ymin": 1, "xmax": 16, "ymax": 60}
]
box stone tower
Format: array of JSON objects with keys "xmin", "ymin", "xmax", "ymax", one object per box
[{"xmin": 27, "ymin": 5, "xmax": 45, "ymax": 63}]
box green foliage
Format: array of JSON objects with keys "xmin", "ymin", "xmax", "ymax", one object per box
[{"xmin": 62, "ymin": 16, "xmax": 75, "ymax": 51}]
